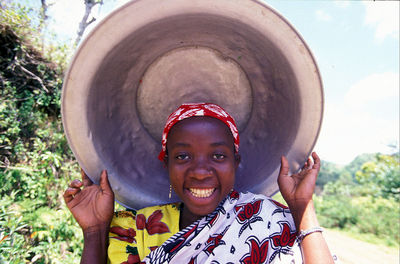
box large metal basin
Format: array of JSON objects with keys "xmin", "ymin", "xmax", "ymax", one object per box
[{"xmin": 62, "ymin": 0, "xmax": 323, "ymax": 209}]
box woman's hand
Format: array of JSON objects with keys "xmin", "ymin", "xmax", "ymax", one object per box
[
  {"xmin": 278, "ymin": 152, "xmax": 333, "ymax": 264},
  {"xmin": 277, "ymin": 152, "xmax": 320, "ymax": 210},
  {"xmin": 277, "ymin": 152, "xmax": 321, "ymax": 232},
  {"xmin": 64, "ymin": 169, "xmax": 114, "ymax": 264},
  {"xmin": 278, "ymin": 154, "xmax": 334, "ymax": 263},
  {"xmin": 63, "ymin": 169, "xmax": 115, "ymax": 232}
]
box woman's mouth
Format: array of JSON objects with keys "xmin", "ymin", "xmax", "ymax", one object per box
[{"xmin": 189, "ymin": 188, "xmax": 216, "ymax": 198}]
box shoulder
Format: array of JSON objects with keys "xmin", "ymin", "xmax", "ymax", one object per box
[
  {"xmin": 111, "ymin": 203, "xmax": 181, "ymax": 227},
  {"xmin": 237, "ymin": 191, "xmax": 295, "ymax": 224},
  {"xmin": 137, "ymin": 202, "xmax": 181, "ymax": 216},
  {"xmin": 134, "ymin": 202, "xmax": 181, "ymax": 231},
  {"xmin": 110, "ymin": 203, "xmax": 180, "ymax": 227},
  {"xmin": 111, "ymin": 209, "xmax": 136, "ymax": 229},
  {"xmin": 237, "ymin": 191, "xmax": 290, "ymax": 210},
  {"xmin": 108, "ymin": 203, "xmax": 181, "ymax": 263},
  {"xmin": 240, "ymin": 192, "xmax": 299, "ymax": 248}
]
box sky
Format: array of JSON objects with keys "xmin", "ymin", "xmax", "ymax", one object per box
[
  {"xmin": 15, "ymin": 0, "xmax": 399, "ymax": 165},
  {"xmin": 266, "ymin": 1, "xmax": 399, "ymax": 164}
]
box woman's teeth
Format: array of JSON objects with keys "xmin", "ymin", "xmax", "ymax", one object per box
[{"xmin": 189, "ymin": 188, "xmax": 215, "ymax": 198}]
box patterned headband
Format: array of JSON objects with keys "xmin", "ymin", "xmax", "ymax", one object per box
[{"xmin": 158, "ymin": 103, "xmax": 240, "ymax": 161}]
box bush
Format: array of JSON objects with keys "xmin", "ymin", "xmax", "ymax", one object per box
[
  {"xmin": 0, "ymin": 4, "xmax": 83, "ymax": 263},
  {"xmin": 314, "ymin": 190, "xmax": 399, "ymax": 247},
  {"xmin": 314, "ymin": 195, "xmax": 360, "ymax": 229},
  {"xmin": 0, "ymin": 194, "xmax": 83, "ymax": 263}
]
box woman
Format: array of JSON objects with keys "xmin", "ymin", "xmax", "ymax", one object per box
[{"xmin": 64, "ymin": 103, "xmax": 334, "ymax": 263}]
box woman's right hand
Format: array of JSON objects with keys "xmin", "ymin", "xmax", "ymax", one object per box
[{"xmin": 63, "ymin": 169, "xmax": 115, "ymax": 232}]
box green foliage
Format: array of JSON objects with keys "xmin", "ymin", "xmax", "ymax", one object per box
[
  {"xmin": 0, "ymin": 1, "xmax": 39, "ymax": 44},
  {"xmin": 0, "ymin": 193, "xmax": 83, "ymax": 263},
  {"xmin": 316, "ymin": 160, "xmax": 342, "ymax": 190},
  {"xmin": 275, "ymin": 152, "xmax": 400, "ymax": 248},
  {"xmin": 0, "ymin": 3, "xmax": 82, "ymax": 263},
  {"xmin": 1, "ymin": 2, "xmax": 399, "ymax": 262},
  {"xmin": 314, "ymin": 152, "xmax": 400, "ymax": 247},
  {"xmin": 316, "ymin": 153, "xmax": 377, "ymax": 191},
  {"xmin": 1, "ymin": 1, "xmax": 72, "ymax": 69},
  {"xmin": 315, "ymin": 194, "xmax": 399, "ymax": 247},
  {"xmin": 345, "ymin": 153, "xmax": 376, "ymax": 176},
  {"xmin": 355, "ymin": 154, "xmax": 400, "ymax": 201}
]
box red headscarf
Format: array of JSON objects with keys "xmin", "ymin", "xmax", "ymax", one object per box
[{"xmin": 158, "ymin": 103, "xmax": 240, "ymax": 161}]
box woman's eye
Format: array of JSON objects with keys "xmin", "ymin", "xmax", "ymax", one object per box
[
  {"xmin": 176, "ymin": 154, "xmax": 190, "ymax": 160},
  {"xmin": 213, "ymin": 154, "xmax": 226, "ymax": 160}
]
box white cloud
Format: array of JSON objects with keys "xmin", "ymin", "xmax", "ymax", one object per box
[
  {"xmin": 315, "ymin": 102, "xmax": 398, "ymax": 164},
  {"xmin": 47, "ymin": 0, "xmax": 85, "ymax": 43},
  {"xmin": 334, "ymin": 1, "xmax": 350, "ymax": 9},
  {"xmin": 345, "ymin": 72, "xmax": 399, "ymax": 108},
  {"xmin": 47, "ymin": 0, "xmax": 121, "ymax": 44},
  {"xmin": 116, "ymin": 0, "xmax": 132, "ymax": 7},
  {"xmin": 315, "ymin": 73, "xmax": 399, "ymax": 164},
  {"xmin": 97, "ymin": 0, "xmax": 131, "ymax": 20},
  {"xmin": 363, "ymin": 1, "xmax": 399, "ymax": 41},
  {"xmin": 315, "ymin": 9, "xmax": 332, "ymax": 22}
]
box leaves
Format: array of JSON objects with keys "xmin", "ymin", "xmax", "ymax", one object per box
[
  {"xmin": 0, "ymin": 3, "xmax": 82, "ymax": 263},
  {"xmin": 313, "ymin": 152, "xmax": 400, "ymax": 247},
  {"xmin": 356, "ymin": 154, "xmax": 400, "ymax": 200}
]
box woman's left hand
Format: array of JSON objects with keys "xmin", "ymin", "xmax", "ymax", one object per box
[
  {"xmin": 278, "ymin": 154, "xmax": 334, "ymax": 263},
  {"xmin": 277, "ymin": 152, "xmax": 320, "ymax": 211}
]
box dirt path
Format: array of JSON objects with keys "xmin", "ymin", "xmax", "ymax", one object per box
[{"xmin": 324, "ymin": 229, "xmax": 399, "ymax": 264}]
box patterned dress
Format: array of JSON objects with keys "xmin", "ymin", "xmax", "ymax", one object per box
[{"xmin": 108, "ymin": 191, "xmax": 330, "ymax": 263}]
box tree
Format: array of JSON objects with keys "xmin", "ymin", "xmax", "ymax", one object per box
[
  {"xmin": 38, "ymin": 0, "xmax": 54, "ymax": 52},
  {"xmin": 316, "ymin": 160, "xmax": 342, "ymax": 191},
  {"xmin": 1, "ymin": 4, "xmax": 83, "ymax": 262},
  {"xmin": 345, "ymin": 153, "xmax": 376, "ymax": 177},
  {"xmin": 356, "ymin": 153, "xmax": 400, "ymax": 201}
]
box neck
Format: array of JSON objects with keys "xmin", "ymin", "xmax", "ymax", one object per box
[{"xmin": 179, "ymin": 204, "xmax": 202, "ymax": 230}]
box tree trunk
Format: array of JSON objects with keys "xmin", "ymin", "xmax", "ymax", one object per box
[{"xmin": 74, "ymin": 0, "xmax": 103, "ymax": 47}]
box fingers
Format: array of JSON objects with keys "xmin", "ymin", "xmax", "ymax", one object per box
[
  {"xmin": 306, "ymin": 157, "xmax": 313, "ymax": 169},
  {"xmin": 64, "ymin": 179, "xmax": 83, "ymax": 203},
  {"xmin": 301, "ymin": 152, "xmax": 320, "ymax": 173},
  {"xmin": 63, "ymin": 185, "xmax": 81, "ymax": 203},
  {"xmin": 99, "ymin": 170, "xmax": 113, "ymax": 194},
  {"xmin": 278, "ymin": 156, "xmax": 291, "ymax": 190},
  {"xmin": 281, "ymin": 152, "xmax": 320, "ymax": 175},
  {"xmin": 69, "ymin": 179, "xmax": 83, "ymax": 188},
  {"xmin": 300, "ymin": 152, "xmax": 320, "ymax": 187},
  {"xmin": 278, "ymin": 156, "xmax": 290, "ymax": 178},
  {"xmin": 81, "ymin": 168, "xmax": 93, "ymax": 187},
  {"xmin": 311, "ymin": 152, "xmax": 321, "ymax": 171}
]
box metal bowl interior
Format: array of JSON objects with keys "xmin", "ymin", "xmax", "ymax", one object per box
[{"xmin": 62, "ymin": 0, "xmax": 323, "ymax": 209}]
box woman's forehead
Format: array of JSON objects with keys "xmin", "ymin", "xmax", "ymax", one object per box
[{"xmin": 167, "ymin": 116, "xmax": 234, "ymax": 141}]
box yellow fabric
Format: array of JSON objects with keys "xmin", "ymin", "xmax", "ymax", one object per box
[{"xmin": 108, "ymin": 203, "xmax": 180, "ymax": 264}]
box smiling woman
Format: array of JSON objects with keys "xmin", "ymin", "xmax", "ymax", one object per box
[
  {"xmin": 164, "ymin": 109, "xmax": 239, "ymax": 228},
  {"xmin": 64, "ymin": 103, "xmax": 335, "ymax": 264}
]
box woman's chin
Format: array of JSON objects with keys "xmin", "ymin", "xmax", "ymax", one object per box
[{"xmin": 182, "ymin": 188, "xmax": 222, "ymax": 216}]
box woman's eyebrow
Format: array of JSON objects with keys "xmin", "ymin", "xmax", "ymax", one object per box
[
  {"xmin": 210, "ymin": 142, "xmax": 231, "ymax": 148},
  {"xmin": 169, "ymin": 142, "xmax": 191, "ymax": 150}
]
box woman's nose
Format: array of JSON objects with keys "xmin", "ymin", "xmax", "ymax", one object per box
[{"xmin": 189, "ymin": 159, "xmax": 212, "ymax": 179}]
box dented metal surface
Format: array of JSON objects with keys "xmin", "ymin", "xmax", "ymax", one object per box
[{"xmin": 61, "ymin": 0, "xmax": 323, "ymax": 209}]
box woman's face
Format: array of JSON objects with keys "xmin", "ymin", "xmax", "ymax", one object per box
[{"xmin": 166, "ymin": 116, "xmax": 240, "ymax": 219}]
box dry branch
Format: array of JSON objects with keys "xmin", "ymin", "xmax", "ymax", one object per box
[{"xmin": 74, "ymin": 0, "xmax": 104, "ymax": 46}]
